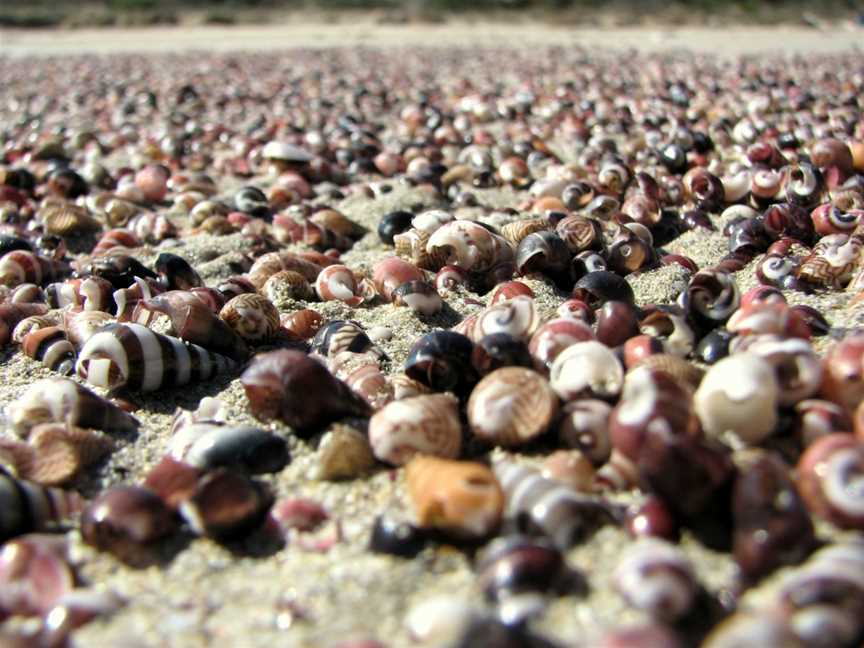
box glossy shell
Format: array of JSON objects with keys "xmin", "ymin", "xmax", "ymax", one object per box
[
  {"xmin": 549, "ymin": 341, "xmax": 624, "ymax": 401},
  {"xmin": 368, "ymin": 393, "xmax": 462, "ymax": 465}
]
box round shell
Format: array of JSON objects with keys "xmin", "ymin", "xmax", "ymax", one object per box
[
  {"xmin": 369, "ymin": 393, "xmax": 461, "ymax": 465},
  {"xmin": 549, "ymin": 341, "xmax": 624, "ymax": 401},
  {"xmin": 220, "ymin": 293, "xmax": 280, "ymax": 341},
  {"xmin": 467, "ymin": 367, "xmax": 558, "ymax": 447}
]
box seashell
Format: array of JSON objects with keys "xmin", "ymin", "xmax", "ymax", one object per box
[
  {"xmin": 392, "ymin": 280, "xmax": 443, "ymax": 316},
  {"xmin": 702, "ymin": 612, "xmax": 803, "ymax": 648},
  {"xmin": 694, "ymin": 353, "xmax": 779, "ymax": 445},
  {"xmin": 369, "ymin": 393, "xmax": 461, "ymax": 465},
  {"xmin": 404, "ymin": 330, "xmax": 478, "ymax": 397},
  {"xmin": 540, "ymin": 449, "xmax": 596, "ymax": 493},
  {"xmin": 819, "ymin": 333, "xmax": 864, "ymax": 412},
  {"xmin": 369, "ymin": 515, "xmax": 426, "ymax": 558},
  {"xmin": 0, "ymin": 302, "xmax": 50, "ymax": 346},
  {"xmin": 11, "ymin": 313, "xmax": 59, "ymax": 344},
  {"xmin": 314, "ymin": 426, "xmax": 376, "ymax": 481},
  {"xmin": 0, "ymin": 250, "xmax": 66, "ymax": 287},
  {"xmin": 514, "ymin": 231, "xmax": 571, "ymax": 285},
  {"xmin": 281, "ymin": 308, "xmax": 324, "ymax": 340},
  {"xmin": 372, "ymin": 257, "xmax": 425, "ymax": 302},
  {"xmin": 39, "ymin": 202, "xmax": 101, "ymax": 236},
  {"xmin": 8, "ymin": 377, "xmax": 138, "ymax": 437},
  {"xmin": 247, "ymin": 251, "xmax": 323, "ymax": 289},
  {"xmin": 128, "ymin": 211, "xmax": 176, "ymax": 243},
  {"xmin": 609, "ymin": 366, "xmax": 699, "ymax": 462},
  {"xmin": 594, "ymin": 300, "xmax": 639, "ymax": 348},
  {"xmin": 634, "ymin": 354, "xmax": 704, "ymax": 393},
  {"xmin": 171, "ymin": 424, "xmax": 289, "ymax": 475},
  {"xmin": 494, "ymin": 461, "xmax": 613, "ymax": 549},
  {"xmin": 638, "ymin": 308, "xmax": 695, "ymax": 358},
  {"xmin": 241, "ymin": 349, "xmax": 370, "ymax": 435},
  {"xmin": 112, "ymin": 277, "xmax": 164, "ymax": 322},
  {"xmin": 470, "ymin": 333, "xmax": 534, "ymax": 376},
  {"xmin": 76, "ymin": 323, "xmax": 237, "ymax": 392},
  {"xmin": 549, "ymin": 341, "xmax": 623, "ymax": 401},
  {"xmin": 262, "ymin": 141, "xmax": 313, "ymax": 164},
  {"xmin": 45, "ymin": 276, "xmax": 115, "ymax": 313},
  {"xmin": 310, "ymin": 208, "xmax": 364, "ymax": 239},
  {"xmin": 467, "ymin": 367, "xmax": 558, "ymax": 447},
  {"xmin": 606, "ymin": 228, "xmax": 652, "ymax": 276},
  {"xmin": 178, "ymin": 469, "xmax": 273, "ymax": 540},
  {"xmin": 794, "ymin": 399, "xmax": 853, "ymax": 447},
  {"xmin": 796, "ymin": 434, "xmax": 864, "ymax": 529},
  {"xmin": 405, "ymin": 455, "xmax": 504, "ymax": 540},
  {"xmin": 562, "ymin": 181, "xmax": 595, "ymax": 210},
  {"xmin": 435, "ymin": 264, "xmax": 470, "ymax": 293},
  {"xmin": 330, "ymin": 351, "xmax": 393, "ymax": 409},
  {"xmin": 389, "ymin": 374, "xmax": 432, "ymax": 401},
  {"xmin": 20, "ymin": 325, "xmax": 74, "ymax": 374},
  {"xmin": 216, "ymin": 275, "xmax": 257, "ymax": 302},
  {"xmin": 61, "ymin": 310, "xmax": 115, "ymax": 349},
  {"xmin": 219, "ymin": 293, "xmax": 280, "ymax": 343},
  {"xmin": 0, "ymin": 533, "xmax": 76, "ymax": 620},
  {"xmin": 810, "ymin": 203, "xmax": 860, "ymax": 236},
  {"xmin": 0, "ymin": 469, "xmax": 84, "ymax": 543},
  {"xmin": 796, "ymin": 233, "xmax": 861, "ymax": 289},
  {"xmin": 170, "ymin": 396, "xmax": 228, "ymax": 434},
  {"xmin": 500, "ymin": 217, "xmax": 549, "ymax": 246},
  {"xmin": 153, "ymin": 253, "xmax": 203, "ymax": 291},
  {"xmin": 526, "ymin": 318, "xmax": 594, "ymax": 371},
  {"xmin": 472, "ymin": 295, "xmax": 542, "ymax": 343},
  {"xmin": 625, "ymin": 496, "xmax": 678, "ymax": 541},
  {"xmin": 8, "ymin": 282, "xmax": 45, "ymax": 304},
  {"xmin": 732, "ymin": 451, "xmax": 816, "ymax": 585},
  {"xmin": 476, "ymin": 534, "xmax": 570, "ymax": 604},
  {"xmin": 622, "ymin": 334, "xmax": 665, "ymax": 368},
  {"xmin": 378, "ymin": 210, "xmax": 415, "ymax": 246},
  {"xmin": 572, "ymin": 270, "xmax": 634, "ymax": 308},
  {"xmin": 311, "ymin": 319, "xmax": 382, "ymax": 361},
  {"xmin": 233, "ymin": 186, "xmax": 269, "ymax": 217},
  {"xmin": 613, "ymin": 537, "xmax": 697, "ymax": 621},
  {"xmin": 556, "ymin": 399, "xmax": 613, "ymax": 465},
  {"xmin": 394, "ymin": 228, "xmax": 448, "ymax": 271},
  {"xmin": 40, "ymin": 588, "xmax": 126, "ymax": 647},
  {"xmin": 679, "ymin": 269, "xmax": 740, "ymax": 332},
  {"xmin": 730, "ymin": 335, "xmax": 821, "ymax": 406},
  {"xmin": 261, "ymin": 270, "xmax": 313, "ymax": 304},
  {"xmin": 726, "ymin": 301, "xmax": 811, "ymax": 340},
  {"xmin": 426, "ymin": 220, "xmax": 513, "ymax": 274},
  {"xmin": 80, "ymin": 253, "xmax": 157, "ymax": 290},
  {"xmin": 405, "ymin": 595, "xmax": 480, "ymax": 647},
  {"xmin": 25, "ymin": 423, "xmax": 113, "ymax": 486},
  {"xmin": 314, "ymin": 264, "xmax": 364, "ymax": 306},
  {"xmin": 141, "ymin": 457, "xmax": 203, "ymax": 511},
  {"xmin": 134, "ymin": 164, "xmax": 169, "ymax": 202}
]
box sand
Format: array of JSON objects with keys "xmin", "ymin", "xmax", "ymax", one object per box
[{"xmin": 1, "ymin": 20, "xmax": 863, "ymax": 648}]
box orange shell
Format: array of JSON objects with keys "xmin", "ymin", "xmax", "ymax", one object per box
[{"xmin": 405, "ymin": 456, "xmax": 503, "ymax": 538}]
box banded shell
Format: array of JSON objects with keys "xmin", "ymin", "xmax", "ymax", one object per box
[
  {"xmin": 549, "ymin": 341, "xmax": 624, "ymax": 401},
  {"xmin": 796, "ymin": 233, "xmax": 861, "ymax": 288},
  {"xmin": 1, "ymin": 469, "xmax": 84, "ymax": 543},
  {"xmin": 369, "ymin": 393, "xmax": 461, "ymax": 465},
  {"xmin": 467, "ymin": 367, "xmax": 558, "ymax": 447},
  {"xmin": 61, "ymin": 310, "xmax": 115, "ymax": 348},
  {"xmin": 219, "ymin": 293, "xmax": 280, "ymax": 342},
  {"xmin": 500, "ymin": 217, "xmax": 550, "ymax": 245},
  {"xmin": 25, "ymin": 424, "xmax": 114, "ymax": 486},
  {"xmin": 247, "ymin": 251, "xmax": 323, "ymax": 289},
  {"xmin": 76, "ymin": 323, "xmax": 236, "ymax": 392},
  {"xmin": 315, "ymin": 264, "xmax": 365, "ymax": 306},
  {"xmin": 8, "ymin": 377, "xmax": 138, "ymax": 437},
  {"xmin": 0, "ymin": 303, "xmax": 50, "ymax": 346},
  {"xmin": 312, "ymin": 319, "xmax": 382, "ymax": 361},
  {"xmin": 21, "ymin": 326, "xmax": 75, "ymax": 374},
  {"xmin": 394, "ymin": 228, "xmax": 448, "ymax": 271},
  {"xmin": 405, "ymin": 456, "xmax": 504, "ymax": 539}
]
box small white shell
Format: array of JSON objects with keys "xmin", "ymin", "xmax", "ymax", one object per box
[
  {"xmin": 368, "ymin": 393, "xmax": 461, "ymax": 466},
  {"xmin": 694, "ymin": 352, "xmax": 779, "ymax": 445},
  {"xmin": 549, "ymin": 341, "xmax": 624, "ymax": 401}
]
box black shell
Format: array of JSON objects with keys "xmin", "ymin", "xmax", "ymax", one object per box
[
  {"xmin": 81, "ymin": 254, "xmax": 158, "ymax": 289},
  {"xmin": 471, "ymin": 333, "xmax": 535, "ymax": 375},
  {"xmin": 369, "ymin": 515, "xmax": 427, "ymax": 558},
  {"xmin": 515, "ymin": 231, "xmax": 572, "ymax": 287},
  {"xmin": 475, "ymin": 535, "xmax": 571, "ymax": 602},
  {"xmin": 694, "ymin": 329, "xmax": 735, "ymax": 364},
  {"xmin": 234, "ymin": 185, "xmax": 270, "ymax": 218},
  {"xmin": 154, "ymin": 252, "xmax": 203, "ymax": 291},
  {"xmin": 378, "ymin": 210, "xmax": 415, "ymax": 245},
  {"xmin": 404, "ymin": 330, "xmax": 478, "ymax": 397},
  {"xmin": 573, "ymin": 271, "xmax": 635, "ymax": 307}
]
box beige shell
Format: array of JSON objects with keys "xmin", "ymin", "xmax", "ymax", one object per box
[
  {"xmin": 394, "ymin": 228, "xmax": 448, "ymax": 271},
  {"xmin": 405, "ymin": 455, "xmax": 504, "ymax": 539},
  {"xmin": 26, "ymin": 423, "xmax": 114, "ymax": 486},
  {"xmin": 310, "ymin": 208, "xmax": 364, "ymax": 239},
  {"xmin": 247, "ymin": 251, "xmax": 323, "ymax": 289},
  {"xmin": 389, "ymin": 374, "xmax": 432, "ymax": 400},
  {"xmin": 500, "ymin": 218, "xmax": 550, "ymax": 245},
  {"xmin": 634, "ymin": 354, "xmax": 705, "ymax": 393},
  {"xmin": 262, "ymin": 270, "xmax": 314, "ymax": 304},
  {"xmin": 550, "ymin": 341, "xmax": 624, "ymax": 401},
  {"xmin": 314, "ymin": 426, "xmax": 376, "ymax": 481},
  {"xmin": 39, "ymin": 202, "xmax": 101, "ymax": 235},
  {"xmin": 12, "ymin": 314, "xmax": 60, "ymax": 344},
  {"xmin": 369, "ymin": 393, "xmax": 461, "ymax": 465},
  {"xmin": 467, "ymin": 367, "xmax": 558, "ymax": 447},
  {"xmin": 472, "ymin": 295, "xmax": 543, "ymax": 342},
  {"xmin": 330, "ymin": 351, "xmax": 393, "ymax": 409},
  {"xmin": 220, "ymin": 293, "xmax": 280, "ymax": 341}
]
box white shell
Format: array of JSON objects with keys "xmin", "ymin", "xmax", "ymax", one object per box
[
  {"xmin": 262, "ymin": 141, "xmax": 313, "ymax": 163},
  {"xmin": 549, "ymin": 341, "xmax": 623, "ymax": 401},
  {"xmin": 730, "ymin": 335, "xmax": 822, "ymax": 406},
  {"xmin": 694, "ymin": 352, "xmax": 779, "ymax": 445},
  {"xmin": 368, "ymin": 393, "xmax": 461, "ymax": 466}
]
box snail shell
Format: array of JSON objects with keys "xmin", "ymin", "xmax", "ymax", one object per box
[
  {"xmin": 281, "ymin": 309, "xmax": 324, "ymax": 340},
  {"xmin": 154, "ymin": 253, "xmax": 203, "ymax": 291},
  {"xmin": 76, "ymin": 323, "xmax": 237, "ymax": 392},
  {"xmin": 24, "ymin": 423, "xmax": 114, "ymax": 486},
  {"xmin": 394, "ymin": 228, "xmax": 448, "ymax": 271},
  {"xmin": 219, "ymin": 293, "xmax": 280, "ymax": 342},
  {"xmin": 494, "ymin": 461, "xmax": 612, "ymax": 549},
  {"xmin": 315, "ymin": 264, "xmax": 364, "ymax": 306},
  {"xmin": 45, "ymin": 277, "xmax": 115, "ymax": 312},
  {"xmin": 796, "ymin": 233, "xmax": 861, "ymax": 289},
  {"xmin": 11, "ymin": 314, "xmax": 60, "ymax": 344},
  {"xmin": 426, "ymin": 220, "xmax": 513, "ymax": 274},
  {"xmin": 404, "ymin": 330, "xmax": 478, "ymax": 397},
  {"xmin": 0, "ymin": 250, "xmax": 66, "ymax": 287},
  {"xmin": 694, "ymin": 353, "xmax": 779, "ymax": 445},
  {"xmin": 726, "ymin": 301, "xmax": 811, "ymax": 339},
  {"xmin": 702, "ymin": 612, "xmax": 803, "ymax": 648},
  {"xmin": 679, "ymin": 269, "xmax": 740, "ymax": 331},
  {"xmin": 472, "ymin": 295, "xmax": 543, "ymax": 343},
  {"xmin": 613, "ymin": 537, "xmax": 697, "ymax": 620},
  {"xmin": 1, "ymin": 468, "xmax": 84, "ymax": 543},
  {"xmin": 247, "ymin": 251, "xmax": 323, "ymax": 290},
  {"xmin": 0, "ymin": 303, "xmax": 50, "ymax": 346},
  {"xmin": 797, "ymin": 433, "xmax": 864, "ymax": 529},
  {"xmin": 549, "ymin": 341, "xmax": 624, "ymax": 401},
  {"xmin": 39, "ymin": 202, "xmax": 101, "ymax": 236},
  {"xmin": 21, "ymin": 326, "xmax": 76, "ymax": 375},
  {"xmin": 8, "ymin": 377, "xmax": 138, "ymax": 437},
  {"xmin": 527, "ymin": 318, "xmax": 595, "ymax": 371},
  {"xmin": 557, "ymin": 399, "xmax": 613, "ymax": 465},
  {"xmin": 314, "ymin": 426, "xmax": 376, "ymax": 481},
  {"xmin": 311, "ymin": 319, "xmax": 382, "ymax": 361},
  {"xmin": 372, "ymin": 257, "xmax": 425, "ymax": 302},
  {"xmin": 369, "ymin": 393, "xmax": 461, "ymax": 465},
  {"xmin": 819, "ymin": 334, "xmax": 864, "ymax": 412},
  {"xmin": 171, "ymin": 424, "xmax": 289, "ymax": 475},
  {"xmin": 475, "ymin": 534, "xmax": 569, "ymax": 602},
  {"xmin": 330, "ymin": 351, "xmax": 393, "ymax": 409},
  {"xmin": 500, "ymin": 217, "xmax": 550, "ymax": 246},
  {"xmin": 392, "ymin": 280, "xmax": 443, "ymax": 316},
  {"xmin": 467, "ymin": 367, "xmax": 558, "ymax": 447},
  {"xmin": 61, "ymin": 310, "xmax": 115, "ymax": 349},
  {"xmin": 730, "ymin": 335, "xmax": 822, "ymax": 406},
  {"xmin": 405, "ymin": 455, "xmax": 504, "ymax": 539}
]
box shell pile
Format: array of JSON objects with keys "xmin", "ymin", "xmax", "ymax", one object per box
[{"xmin": 2, "ymin": 36, "xmax": 864, "ymax": 648}]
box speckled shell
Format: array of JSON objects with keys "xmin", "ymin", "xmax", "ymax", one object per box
[
  {"xmin": 76, "ymin": 323, "xmax": 236, "ymax": 392},
  {"xmin": 8, "ymin": 377, "xmax": 138, "ymax": 437},
  {"xmin": 314, "ymin": 426, "xmax": 376, "ymax": 481},
  {"xmin": 405, "ymin": 456, "xmax": 504, "ymax": 539},
  {"xmin": 0, "ymin": 468, "xmax": 84, "ymax": 543},
  {"xmin": 467, "ymin": 367, "xmax": 558, "ymax": 447},
  {"xmin": 426, "ymin": 220, "xmax": 513, "ymax": 274},
  {"xmin": 219, "ymin": 293, "xmax": 280, "ymax": 342},
  {"xmin": 369, "ymin": 393, "xmax": 461, "ymax": 465},
  {"xmin": 472, "ymin": 295, "xmax": 543, "ymax": 343},
  {"xmin": 494, "ymin": 461, "xmax": 612, "ymax": 549},
  {"xmin": 549, "ymin": 341, "xmax": 624, "ymax": 401},
  {"xmin": 796, "ymin": 233, "xmax": 861, "ymax": 288},
  {"xmin": 247, "ymin": 251, "xmax": 323, "ymax": 289},
  {"xmin": 694, "ymin": 353, "xmax": 779, "ymax": 445},
  {"xmin": 613, "ymin": 538, "xmax": 697, "ymax": 621},
  {"xmin": 25, "ymin": 423, "xmax": 114, "ymax": 486}
]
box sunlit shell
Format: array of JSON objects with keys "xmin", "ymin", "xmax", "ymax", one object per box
[
  {"xmin": 369, "ymin": 393, "xmax": 461, "ymax": 465},
  {"xmin": 247, "ymin": 251, "xmax": 323, "ymax": 289},
  {"xmin": 220, "ymin": 293, "xmax": 280, "ymax": 341},
  {"xmin": 405, "ymin": 456, "xmax": 504, "ymax": 539},
  {"xmin": 39, "ymin": 202, "xmax": 101, "ymax": 236},
  {"xmin": 426, "ymin": 220, "xmax": 513, "ymax": 274},
  {"xmin": 314, "ymin": 426, "xmax": 376, "ymax": 481},
  {"xmin": 472, "ymin": 295, "xmax": 543, "ymax": 343},
  {"xmin": 26, "ymin": 424, "xmax": 113, "ymax": 486},
  {"xmin": 314, "ymin": 265, "xmax": 364, "ymax": 305},
  {"xmin": 549, "ymin": 341, "xmax": 624, "ymax": 401},
  {"xmin": 500, "ymin": 217, "xmax": 549, "ymax": 245},
  {"xmin": 467, "ymin": 367, "xmax": 558, "ymax": 447}
]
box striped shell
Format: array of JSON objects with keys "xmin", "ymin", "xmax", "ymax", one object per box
[
  {"xmin": 467, "ymin": 367, "xmax": 558, "ymax": 447},
  {"xmin": 24, "ymin": 423, "xmax": 114, "ymax": 486},
  {"xmin": 21, "ymin": 326, "xmax": 76, "ymax": 375},
  {"xmin": 39, "ymin": 202, "xmax": 101, "ymax": 235},
  {"xmin": 0, "ymin": 468, "xmax": 84, "ymax": 543},
  {"xmin": 262, "ymin": 270, "xmax": 314, "ymax": 303},
  {"xmin": 247, "ymin": 251, "xmax": 323, "ymax": 289},
  {"xmin": 11, "ymin": 314, "xmax": 60, "ymax": 344},
  {"xmin": 405, "ymin": 456, "xmax": 504, "ymax": 539},
  {"xmin": 394, "ymin": 228, "xmax": 448, "ymax": 271},
  {"xmin": 426, "ymin": 220, "xmax": 513, "ymax": 274},
  {"xmin": 0, "ymin": 302, "xmax": 50, "ymax": 346},
  {"xmin": 634, "ymin": 354, "xmax": 705, "ymax": 393},
  {"xmin": 330, "ymin": 351, "xmax": 393, "ymax": 409},
  {"xmin": 76, "ymin": 323, "xmax": 236, "ymax": 392},
  {"xmin": 796, "ymin": 234, "xmax": 862, "ymax": 288},
  {"xmin": 369, "ymin": 393, "xmax": 461, "ymax": 465},
  {"xmin": 500, "ymin": 217, "xmax": 550, "ymax": 245},
  {"xmin": 62, "ymin": 310, "xmax": 116, "ymax": 348},
  {"xmin": 220, "ymin": 293, "xmax": 280, "ymax": 341}
]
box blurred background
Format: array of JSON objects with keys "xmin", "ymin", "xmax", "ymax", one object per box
[{"xmin": 0, "ymin": 0, "xmax": 861, "ymax": 30}]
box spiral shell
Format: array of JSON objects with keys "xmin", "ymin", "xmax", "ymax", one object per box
[
  {"xmin": 0, "ymin": 302, "xmax": 49, "ymax": 347},
  {"xmin": 730, "ymin": 335, "xmax": 822, "ymax": 406},
  {"xmin": 394, "ymin": 228, "xmax": 448, "ymax": 271},
  {"xmin": 404, "ymin": 330, "xmax": 478, "ymax": 397},
  {"xmin": 61, "ymin": 310, "xmax": 115, "ymax": 349},
  {"xmin": 219, "ymin": 293, "xmax": 280, "ymax": 342},
  {"xmin": 613, "ymin": 537, "xmax": 697, "ymax": 620},
  {"xmin": 549, "ymin": 341, "xmax": 624, "ymax": 401},
  {"xmin": 796, "ymin": 233, "xmax": 861, "ymax": 288},
  {"xmin": 76, "ymin": 323, "xmax": 237, "ymax": 392},
  {"xmin": 311, "ymin": 319, "xmax": 382, "ymax": 361},
  {"xmin": 467, "ymin": 367, "xmax": 558, "ymax": 447},
  {"xmin": 247, "ymin": 251, "xmax": 323, "ymax": 289},
  {"xmin": 426, "ymin": 220, "xmax": 513, "ymax": 274},
  {"xmin": 819, "ymin": 333, "xmax": 864, "ymax": 412},
  {"xmin": 797, "ymin": 434, "xmax": 864, "ymax": 529},
  {"xmin": 500, "ymin": 217, "xmax": 549, "ymax": 246},
  {"xmin": 45, "ymin": 276, "xmax": 115, "ymax": 312},
  {"xmin": 472, "ymin": 295, "xmax": 543, "ymax": 343},
  {"xmin": 21, "ymin": 326, "xmax": 76, "ymax": 375},
  {"xmin": 0, "ymin": 468, "xmax": 84, "ymax": 543},
  {"xmin": 11, "ymin": 313, "xmax": 59, "ymax": 344},
  {"xmin": 369, "ymin": 393, "xmax": 461, "ymax": 465},
  {"xmin": 405, "ymin": 456, "xmax": 504, "ymax": 539},
  {"xmin": 314, "ymin": 264, "xmax": 364, "ymax": 306}
]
